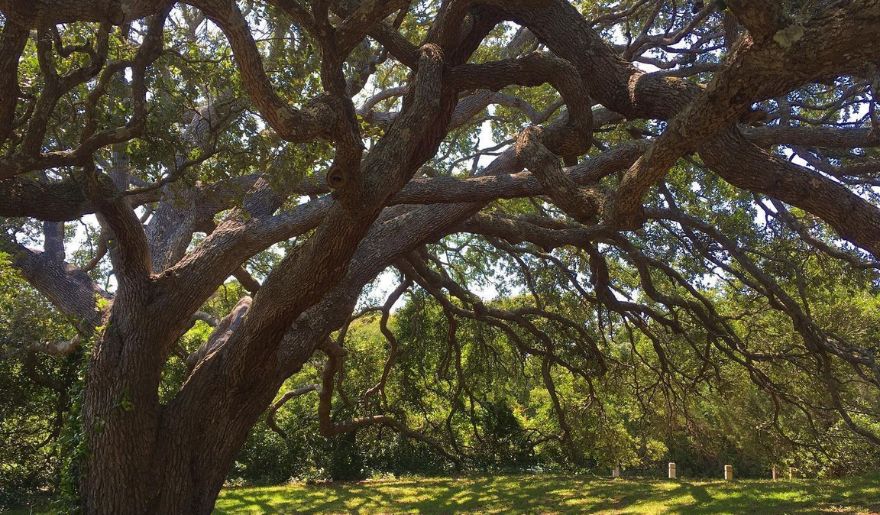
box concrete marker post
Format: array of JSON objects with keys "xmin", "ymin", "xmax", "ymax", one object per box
[
  {"xmin": 668, "ymin": 462, "xmax": 676, "ymax": 479},
  {"xmin": 724, "ymin": 464, "xmax": 733, "ymax": 481}
]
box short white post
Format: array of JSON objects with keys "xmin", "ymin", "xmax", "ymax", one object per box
[
  {"xmin": 612, "ymin": 465, "xmax": 620, "ymax": 478},
  {"xmin": 772, "ymin": 466, "xmax": 778, "ymax": 480},
  {"xmin": 789, "ymin": 467, "xmax": 796, "ymax": 480},
  {"xmin": 724, "ymin": 464, "xmax": 733, "ymax": 481},
  {"xmin": 668, "ymin": 462, "xmax": 677, "ymax": 479}
]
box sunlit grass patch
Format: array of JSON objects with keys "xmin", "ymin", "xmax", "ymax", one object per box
[{"xmin": 214, "ymin": 474, "xmax": 880, "ymax": 514}]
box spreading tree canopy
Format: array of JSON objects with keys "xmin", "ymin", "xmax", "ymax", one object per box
[{"xmin": 1, "ymin": 0, "xmax": 880, "ymax": 512}]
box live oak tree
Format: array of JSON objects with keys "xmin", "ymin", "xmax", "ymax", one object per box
[{"xmin": 2, "ymin": 0, "xmax": 880, "ymax": 512}]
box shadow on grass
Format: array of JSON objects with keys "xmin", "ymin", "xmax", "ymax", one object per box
[{"xmin": 214, "ymin": 475, "xmax": 880, "ymax": 514}]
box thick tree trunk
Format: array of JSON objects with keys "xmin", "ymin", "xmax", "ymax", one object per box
[
  {"xmin": 81, "ymin": 326, "xmax": 294, "ymax": 514},
  {"xmin": 78, "ymin": 295, "xmax": 336, "ymax": 513},
  {"xmin": 150, "ymin": 377, "xmax": 285, "ymax": 514},
  {"xmin": 81, "ymin": 322, "xmax": 164, "ymax": 513}
]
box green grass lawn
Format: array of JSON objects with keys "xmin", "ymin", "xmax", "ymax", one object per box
[{"xmin": 215, "ymin": 474, "xmax": 880, "ymax": 514}]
